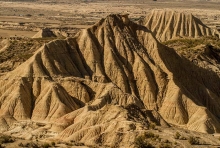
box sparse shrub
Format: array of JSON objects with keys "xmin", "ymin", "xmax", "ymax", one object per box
[
  {"xmin": 26, "ymin": 14, "xmax": 32, "ymax": 17},
  {"xmin": 159, "ymin": 139, "xmax": 173, "ymax": 148},
  {"xmin": 75, "ymin": 142, "xmax": 84, "ymax": 146},
  {"xmin": 188, "ymin": 136, "xmax": 200, "ymax": 145},
  {"xmin": 149, "ymin": 123, "xmax": 156, "ymax": 129},
  {"xmin": 144, "ymin": 132, "xmax": 156, "ymax": 139},
  {"xmin": 134, "ymin": 132, "xmax": 160, "ymax": 148},
  {"xmin": 134, "ymin": 135, "xmax": 154, "ymax": 148},
  {"xmin": 78, "ymin": 142, "xmax": 85, "ymax": 146},
  {"xmin": 23, "ymin": 143, "xmax": 29, "ymax": 147},
  {"xmin": 163, "ymin": 139, "xmax": 170, "ymax": 143},
  {"xmin": 66, "ymin": 142, "xmax": 73, "ymax": 146},
  {"xmin": 23, "ymin": 142, "xmax": 38, "ymax": 148},
  {"xmin": 51, "ymin": 142, "xmax": 55, "ymax": 146},
  {"xmin": 174, "ymin": 132, "xmax": 181, "ymax": 139},
  {"xmin": 159, "ymin": 143, "xmax": 172, "ymax": 148},
  {"xmin": 18, "ymin": 142, "xmax": 23, "ymax": 147},
  {"xmin": 157, "ymin": 129, "xmax": 162, "ymax": 132},
  {"xmin": 158, "ymin": 138, "xmax": 162, "ymax": 142},
  {"xmin": 42, "ymin": 143, "xmax": 50, "ymax": 148},
  {"xmin": 179, "ymin": 136, "xmax": 187, "ymax": 140},
  {"xmin": 57, "ymin": 141, "xmax": 61, "ymax": 144},
  {"xmin": 0, "ymin": 135, "xmax": 14, "ymax": 144}
]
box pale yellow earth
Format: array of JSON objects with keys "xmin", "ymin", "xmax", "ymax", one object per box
[{"xmin": 0, "ymin": 1, "xmax": 220, "ymax": 148}]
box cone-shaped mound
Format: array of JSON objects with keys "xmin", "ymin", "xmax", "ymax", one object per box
[
  {"xmin": 32, "ymin": 28, "xmax": 57, "ymax": 38},
  {"xmin": 140, "ymin": 10, "xmax": 212, "ymax": 41},
  {"xmin": 1, "ymin": 14, "xmax": 220, "ymax": 147}
]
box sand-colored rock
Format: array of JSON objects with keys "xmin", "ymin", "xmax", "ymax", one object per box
[
  {"xmin": 141, "ymin": 10, "xmax": 212, "ymax": 41},
  {"xmin": 0, "ymin": 14, "xmax": 220, "ymax": 147}
]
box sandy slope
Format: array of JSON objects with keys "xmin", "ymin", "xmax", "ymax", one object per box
[
  {"xmin": 0, "ymin": 14, "xmax": 220, "ymax": 147},
  {"xmin": 141, "ymin": 10, "xmax": 212, "ymax": 41}
]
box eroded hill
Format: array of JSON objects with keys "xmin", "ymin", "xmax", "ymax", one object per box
[
  {"xmin": 0, "ymin": 14, "xmax": 220, "ymax": 147},
  {"xmin": 140, "ymin": 10, "xmax": 212, "ymax": 42},
  {"xmin": 0, "ymin": 38, "xmax": 53, "ymax": 74}
]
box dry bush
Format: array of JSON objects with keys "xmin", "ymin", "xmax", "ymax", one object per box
[{"xmin": 188, "ymin": 136, "xmax": 200, "ymax": 145}]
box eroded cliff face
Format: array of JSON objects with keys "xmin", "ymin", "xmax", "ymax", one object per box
[
  {"xmin": 0, "ymin": 14, "xmax": 220, "ymax": 147},
  {"xmin": 140, "ymin": 10, "xmax": 212, "ymax": 42}
]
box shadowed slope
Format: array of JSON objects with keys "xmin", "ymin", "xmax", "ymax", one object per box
[{"xmin": 32, "ymin": 28, "xmax": 57, "ymax": 38}]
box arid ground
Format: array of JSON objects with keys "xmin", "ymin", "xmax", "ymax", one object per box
[
  {"xmin": 0, "ymin": 0, "xmax": 220, "ymax": 37},
  {"xmin": 0, "ymin": 0, "xmax": 220, "ymax": 148}
]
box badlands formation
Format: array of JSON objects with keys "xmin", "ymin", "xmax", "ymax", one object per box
[
  {"xmin": 0, "ymin": 11, "xmax": 220, "ymax": 147},
  {"xmin": 32, "ymin": 28, "xmax": 67, "ymax": 39},
  {"xmin": 32, "ymin": 28, "xmax": 57, "ymax": 38},
  {"xmin": 140, "ymin": 10, "xmax": 212, "ymax": 42}
]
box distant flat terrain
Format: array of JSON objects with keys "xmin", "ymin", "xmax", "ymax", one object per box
[{"xmin": 0, "ymin": 1, "xmax": 219, "ymax": 27}]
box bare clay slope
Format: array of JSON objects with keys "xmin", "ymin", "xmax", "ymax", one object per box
[
  {"xmin": 0, "ymin": 14, "xmax": 220, "ymax": 146},
  {"xmin": 32, "ymin": 28, "xmax": 57, "ymax": 38},
  {"xmin": 141, "ymin": 10, "xmax": 212, "ymax": 42},
  {"xmin": 59, "ymin": 14, "xmax": 220, "ymax": 134}
]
